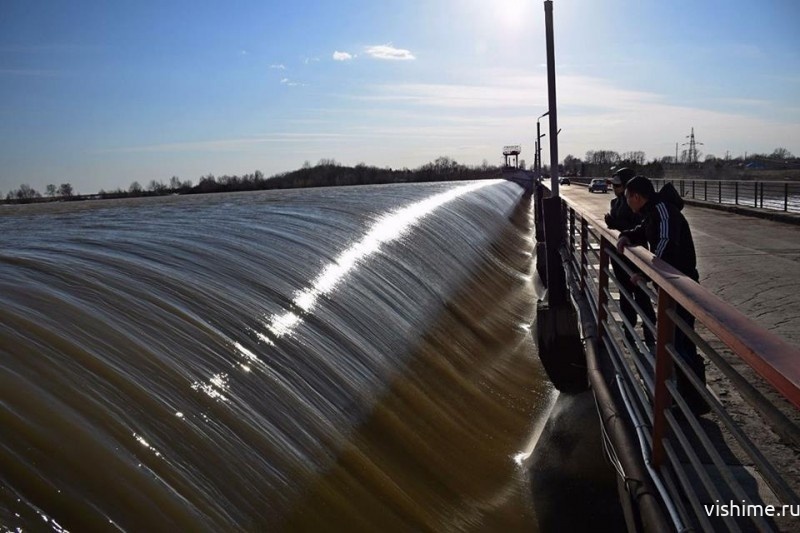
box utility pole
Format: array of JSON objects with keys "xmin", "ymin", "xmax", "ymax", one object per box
[
  {"xmin": 534, "ymin": 0, "xmax": 586, "ymax": 394},
  {"xmin": 544, "ymin": 0, "xmax": 559, "ymax": 195}
]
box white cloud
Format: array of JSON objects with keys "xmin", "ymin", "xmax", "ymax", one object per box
[
  {"xmin": 365, "ymin": 44, "xmax": 415, "ymax": 61},
  {"xmin": 270, "ymin": 64, "xmax": 286, "ymax": 70},
  {"xmin": 333, "ymin": 51, "xmax": 353, "ymax": 61},
  {"xmin": 351, "ymin": 71, "xmax": 800, "ymax": 160},
  {"xmin": 280, "ymin": 78, "xmax": 304, "ymax": 87}
]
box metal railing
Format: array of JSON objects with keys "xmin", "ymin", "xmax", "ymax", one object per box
[
  {"xmin": 655, "ymin": 179, "xmax": 800, "ymax": 214},
  {"xmin": 559, "ymin": 198, "xmax": 800, "ymax": 531},
  {"xmin": 569, "ymin": 177, "xmax": 800, "ymax": 214}
]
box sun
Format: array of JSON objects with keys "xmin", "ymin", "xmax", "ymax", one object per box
[{"xmin": 494, "ymin": 0, "xmax": 529, "ymax": 31}]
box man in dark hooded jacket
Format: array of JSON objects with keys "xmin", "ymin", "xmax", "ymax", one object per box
[
  {"xmin": 616, "ymin": 176, "xmax": 708, "ymax": 415},
  {"xmin": 604, "ymin": 168, "xmax": 656, "ymax": 349}
]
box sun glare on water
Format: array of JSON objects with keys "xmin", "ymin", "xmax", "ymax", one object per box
[{"xmin": 262, "ymin": 180, "xmax": 496, "ymax": 341}]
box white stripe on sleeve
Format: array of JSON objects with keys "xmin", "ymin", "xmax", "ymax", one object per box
[{"xmin": 655, "ymin": 203, "xmax": 669, "ymax": 257}]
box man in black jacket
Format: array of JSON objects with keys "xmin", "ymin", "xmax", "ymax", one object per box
[
  {"xmin": 604, "ymin": 168, "xmax": 656, "ymax": 349},
  {"xmin": 616, "ymin": 176, "xmax": 709, "ymax": 415}
]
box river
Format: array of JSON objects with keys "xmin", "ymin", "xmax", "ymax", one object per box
[{"xmin": 0, "ymin": 180, "xmax": 553, "ymax": 531}]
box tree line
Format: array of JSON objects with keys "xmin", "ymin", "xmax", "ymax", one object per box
[
  {"xmin": 561, "ymin": 150, "xmax": 665, "ymax": 179},
  {"xmin": 5, "ymin": 147, "xmax": 795, "ymax": 204},
  {"xmin": 1, "ymin": 157, "xmax": 501, "ymax": 204},
  {"xmin": 558, "ymin": 146, "xmax": 796, "ymax": 179},
  {"xmin": 4, "ymin": 182, "xmax": 75, "ymax": 203}
]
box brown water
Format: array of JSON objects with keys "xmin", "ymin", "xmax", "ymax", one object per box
[{"xmin": 0, "ymin": 181, "xmax": 553, "ymax": 531}]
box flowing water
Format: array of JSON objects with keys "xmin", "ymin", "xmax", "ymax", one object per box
[{"xmin": 0, "ymin": 180, "xmax": 554, "ymax": 531}]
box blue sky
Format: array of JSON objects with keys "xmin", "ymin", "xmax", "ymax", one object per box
[{"xmin": 1, "ymin": 0, "xmax": 798, "ymax": 195}]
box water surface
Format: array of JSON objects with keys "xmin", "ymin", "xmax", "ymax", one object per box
[{"xmin": 0, "ymin": 181, "xmax": 552, "ymax": 531}]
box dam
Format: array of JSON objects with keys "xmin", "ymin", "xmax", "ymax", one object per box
[{"xmin": 0, "ymin": 180, "xmax": 557, "ymax": 530}]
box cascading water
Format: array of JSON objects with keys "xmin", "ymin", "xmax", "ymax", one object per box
[{"xmin": 0, "ymin": 180, "xmax": 553, "ymax": 531}]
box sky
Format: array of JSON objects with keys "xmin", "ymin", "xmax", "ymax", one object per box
[{"xmin": 1, "ymin": 0, "xmax": 799, "ymax": 195}]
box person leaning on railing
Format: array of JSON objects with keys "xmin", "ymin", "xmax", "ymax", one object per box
[
  {"xmin": 616, "ymin": 176, "xmax": 710, "ymax": 416},
  {"xmin": 603, "ymin": 167, "xmax": 657, "ymax": 352}
]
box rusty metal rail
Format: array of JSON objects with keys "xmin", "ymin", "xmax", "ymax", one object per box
[{"xmin": 559, "ymin": 196, "xmax": 800, "ymax": 531}]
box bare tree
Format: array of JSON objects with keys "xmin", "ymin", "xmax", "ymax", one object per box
[
  {"xmin": 46, "ymin": 184, "xmax": 57, "ymax": 197},
  {"xmin": 147, "ymin": 180, "xmax": 167, "ymax": 194},
  {"xmin": 771, "ymin": 147, "xmax": 793, "ymax": 160},
  {"xmin": 6, "ymin": 184, "xmax": 42, "ymax": 202},
  {"xmin": 563, "ymin": 154, "xmax": 581, "ymax": 175},
  {"xmin": 58, "ymin": 183, "xmax": 74, "ymax": 198},
  {"xmin": 585, "ymin": 150, "xmax": 620, "ymax": 165},
  {"xmin": 621, "ymin": 151, "xmax": 646, "ymax": 165}
]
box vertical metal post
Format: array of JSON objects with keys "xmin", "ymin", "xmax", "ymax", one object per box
[
  {"xmin": 652, "ymin": 288, "xmax": 677, "ymax": 468},
  {"xmin": 718, "ymin": 181, "xmax": 722, "ymax": 204},
  {"xmin": 535, "ymin": 120, "xmax": 542, "ymax": 178},
  {"xmin": 580, "ymin": 218, "xmax": 588, "ymax": 292},
  {"xmin": 755, "ymin": 182, "xmax": 758, "ymax": 208},
  {"xmin": 544, "ymin": 0, "xmax": 560, "ymax": 196},
  {"xmin": 786, "ymin": 183, "xmax": 790, "ymax": 212},
  {"xmin": 692, "ymin": 180, "xmax": 695, "ymax": 199},
  {"xmin": 597, "ymin": 239, "xmax": 609, "ymax": 341},
  {"xmin": 735, "ymin": 181, "xmax": 739, "ymax": 205},
  {"xmin": 569, "ymin": 207, "xmax": 576, "ymax": 251},
  {"xmin": 704, "ymin": 181, "xmax": 707, "ymax": 201}
]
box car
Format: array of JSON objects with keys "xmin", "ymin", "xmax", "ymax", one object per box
[
  {"xmin": 589, "ymin": 178, "xmax": 608, "ymax": 193},
  {"xmin": 559, "ymin": 177, "xmax": 571, "ymax": 185}
]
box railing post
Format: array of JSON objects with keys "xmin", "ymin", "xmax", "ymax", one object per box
[
  {"xmin": 692, "ymin": 180, "xmax": 695, "ymax": 199},
  {"xmin": 718, "ymin": 181, "xmax": 722, "ymax": 204},
  {"xmin": 597, "ymin": 240, "xmax": 610, "ymax": 341},
  {"xmin": 786, "ymin": 183, "xmax": 790, "ymax": 212},
  {"xmin": 652, "ymin": 287, "xmax": 677, "ymax": 468},
  {"xmin": 580, "ymin": 218, "xmax": 588, "ymax": 291},
  {"xmin": 704, "ymin": 181, "xmax": 707, "ymax": 201},
  {"xmin": 735, "ymin": 182, "xmax": 739, "ymax": 205},
  {"xmin": 569, "ymin": 208, "xmax": 576, "ymax": 251},
  {"xmin": 754, "ymin": 182, "xmax": 758, "ymax": 208}
]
